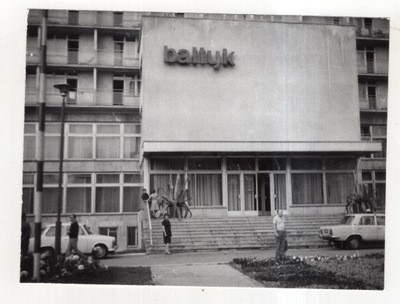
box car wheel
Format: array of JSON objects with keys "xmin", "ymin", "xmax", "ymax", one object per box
[
  {"xmin": 346, "ymin": 236, "xmax": 361, "ymax": 250},
  {"xmin": 93, "ymin": 244, "xmax": 108, "ymax": 259}
]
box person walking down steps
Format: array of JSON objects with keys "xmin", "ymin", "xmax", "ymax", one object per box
[{"xmin": 162, "ymin": 214, "xmax": 172, "ymax": 254}]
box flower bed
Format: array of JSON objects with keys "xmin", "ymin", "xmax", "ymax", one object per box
[{"xmin": 231, "ymin": 253, "xmax": 384, "ymax": 290}]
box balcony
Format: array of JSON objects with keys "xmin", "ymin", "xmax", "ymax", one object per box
[
  {"xmin": 25, "ymin": 89, "xmax": 140, "ymax": 108},
  {"xmin": 359, "ymin": 98, "xmax": 387, "ymax": 112},
  {"xmin": 26, "ymin": 48, "xmax": 140, "ymax": 70},
  {"xmin": 356, "ymin": 26, "xmax": 389, "ymax": 39}
]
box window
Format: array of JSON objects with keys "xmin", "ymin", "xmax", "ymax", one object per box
[
  {"xmin": 66, "ymin": 174, "xmax": 92, "ymax": 213},
  {"xmin": 68, "ymin": 11, "xmax": 79, "ymax": 25},
  {"xmin": 123, "ymin": 174, "xmax": 142, "ymax": 212},
  {"xmin": 189, "ymin": 174, "xmax": 222, "ymax": 206},
  {"xmin": 99, "ymin": 227, "xmax": 118, "ymax": 245},
  {"xmin": 96, "ymin": 124, "xmax": 120, "ymax": 159},
  {"xmin": 188, "ymin": 158, "xmax": 221, "ymax": 170},
  {"xmin": 114, "ymin": 37, "xmax": 124, "ymax": 66},
  {"xmin": 227, "ymin": 158, "xmax": 255, "ymax": 171},
  {"xmin": 123, "ymin": 124, "xmax": 141, "ymax": 159},
  {"xmin": 66, "ymin": 78, "xmax": 77, "ymax": 104},
  {"xmin": 42, "ymin": 174, "xmax": 59, "ymax": 214},
  {"xmin": 127, "ymin": 227, "xmax": 138, "ymax": 246},
  {"xmin": 333, "ymin": 17, "xmax": 340, "ymax": 25},
  {"xmin": 376, "ymin": 216, "xmax": 385, "ymax": 226},
  {"xmin": 366, "ymin": 47, "xmax": 375, "ymax": 73},
  {"xmin": 24, "ymin": 123, "xmax": 36, "ymax": 160},
  {"xmin": 151, "ymin": 158, "xmax": 184, "ymax": 171},
  {"xmin": 22, "ymin": 174, "xmax": 35, "ymax": 214},
  {"xmin": 359, "ymin": 216, "xmax": 375, "ymax": 226},
  {"xmin": 258, "ymin": 158, "xmax": 286, "ymax": 171},
  {"xmin": 67, "ymin": 35, "xmax": 79, "ymax": 64},
  {"xmin": 95, "ymin": 174, "xmax": 120, "ymax": 213},
  {"xmin": 364, "ymin": 18, "xmax": 373, "ymax": 30},
  {"xmin": 291, "ymin": 157, "xmax": 356, "ymax": 205},
  {"xmin": 113, "ymin": 12, "xmax": 123, "ymax": 26},
  {"xmin": 44, "ymin": 123, "xmax": 61, "ymax": 160},
  {"xmin": 67, "ymin": 124, "xmax": 93, "ymax": 159},
  {"xmin": 367, "ymin": 83, "xmax": 377, "ymax": 109},
  {"xmin": 113, "ymin": 79, "xmax": 124, "ymax": 105}
]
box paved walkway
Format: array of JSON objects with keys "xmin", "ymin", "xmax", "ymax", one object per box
[{"xmin": 102, "ymin": 247, "xmax": 384, "ymax": 287}]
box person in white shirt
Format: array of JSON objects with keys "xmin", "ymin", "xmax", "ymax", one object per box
[{"xmin": 273, "ymin": 209, "xmax": 287, "ymax": 259}]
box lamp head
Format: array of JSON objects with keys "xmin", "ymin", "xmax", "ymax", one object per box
[{"xmin": 53, "ymin": 83, "xmax": 75, "ymax": 97}]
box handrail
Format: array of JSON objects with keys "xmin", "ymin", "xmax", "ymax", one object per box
[{"xmin": 145, "ymin": 199, "xmax": 153, "ymax": 245}]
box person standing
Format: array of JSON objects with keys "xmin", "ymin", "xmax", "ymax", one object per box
[
  {"xmin": 273, "ymin": 209, "xmax": 287, "ymax": 259},
  {"xmin": 21, "ymin": 213, "xmax": 31, "ymax": 257},
  {"xmin": 66, "ymin": 214, "xmax": 86, "ymax": 259},
  {"xmin": 162, "ymin": 214, "xmax": 172, "ymax": 254},
  {"xmin": 141, "ymin": 188, "xmax": 150, "ymax": 211},
  {"xmin": 149, "ymin": 189, "xmax": 159, "ymax": 218}
]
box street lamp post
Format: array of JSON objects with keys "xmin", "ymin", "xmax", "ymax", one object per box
[{"xmin": 53, "ymin": 84, "xmax": 74, "ymax": 256}]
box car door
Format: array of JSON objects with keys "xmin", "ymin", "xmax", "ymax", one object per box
[
  {"xmin": 376, "ymin": 215, "xmax": 385, "ymax": 241},
  {"xmin": 357, "ymin": 215, "xmax": 377, "ymax": 241}
]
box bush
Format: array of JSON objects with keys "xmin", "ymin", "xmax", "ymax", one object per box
[{"xmin": 20, "ymin": 253, "xmax": 108, "ymax": 283}]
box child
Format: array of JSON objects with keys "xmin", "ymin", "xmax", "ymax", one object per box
[{"xmin": 162, "ymin": 214, "xmax": 172, "ymax": 254}]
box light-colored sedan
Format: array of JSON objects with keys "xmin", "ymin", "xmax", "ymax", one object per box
[
  {"xmin": 28, "ymin": 223, "xmax": 118, "ymax": 259},
  {"xmin": 319, "ymin": 213, "xmax": 385, "ymax": 249}
]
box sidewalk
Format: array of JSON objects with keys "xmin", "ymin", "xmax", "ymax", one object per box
[{"xmin": 102, "ymin": 247, "xmax": 384, "ymax": 287}]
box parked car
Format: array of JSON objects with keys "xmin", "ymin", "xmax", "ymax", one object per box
[
  {"xmin": 319, "ymin": 213, "xmax": 385, "ymax": 249},
  {"xmin": 28, "ymin": 223, "xmax": 118, "ymax": 259}
]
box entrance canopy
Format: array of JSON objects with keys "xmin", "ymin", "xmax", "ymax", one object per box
[{"xmin": 142, "ymin": 141, "xmax": 381, "ymax": 154}]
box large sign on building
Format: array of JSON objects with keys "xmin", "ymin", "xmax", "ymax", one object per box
[{"xmin": 141, "ymin": 17, "xmax": 361, "ymax": 146}]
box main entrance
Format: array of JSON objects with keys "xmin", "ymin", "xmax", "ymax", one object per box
[
  {"xmin": 257, "ymin": 173, "xmax": 287, "ymax": 216},
  {"xmin": 227, "ymin": 172, "xmax": 287, "ymax": 216}
]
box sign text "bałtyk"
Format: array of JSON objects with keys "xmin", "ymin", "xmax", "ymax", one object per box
[{"xmin": 164, "ymin": 46, "xmax": 235, "ymax": 70}]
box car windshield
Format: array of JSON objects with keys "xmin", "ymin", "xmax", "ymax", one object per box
[
  {"xmin": 340, "ymin": 216, "xmax": 355, "ymax": 225},
  {"xmin": 83, "ymin": 225, "xmax": 93, "ymax": 235}
]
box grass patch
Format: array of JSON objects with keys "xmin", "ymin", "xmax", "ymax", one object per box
[{"xmin": 232, "ymin": 253, "xmax": 384, "ymax": 290}]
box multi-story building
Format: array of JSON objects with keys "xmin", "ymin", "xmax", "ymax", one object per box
[{"xmin": 22, "ymin": 10, "xmax": 388, "ymax": 251}]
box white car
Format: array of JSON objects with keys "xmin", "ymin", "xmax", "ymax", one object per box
[
  {"xmin": 319, "ymin": 213, "xmax": 385, "ymax": 249},
  {"xmin": 29, "ymin": 223, "xmax": 118, "ymax": 259}
]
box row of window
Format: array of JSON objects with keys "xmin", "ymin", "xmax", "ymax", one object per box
[
  {"xmin": 24, "ymin": 123, "xmax": 141, "ymax": 160},
  {"xmin": 22, "ymin": 173, "xmax": 143, "ymax": 215},
  {"xmin": 150, "ymin": 157, "xmax": 358, "ymax": 172},
  {"xmin": 149, "ymin": 157, "xmax": 367, "ymax": 207}
]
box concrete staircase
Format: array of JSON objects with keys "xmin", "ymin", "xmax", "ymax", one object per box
[{"xmin": 142, "ymin": 215, "xmax": 343, "ymax": 253}]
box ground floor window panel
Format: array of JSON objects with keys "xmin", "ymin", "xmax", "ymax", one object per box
[
  {"xmin": 375, "ymin": 183, "xmax": 386, "ymax": 208},
  {"xmin": 66, "ymin": 187, "xmax": 91, "ymax": 213},
  {"xmin": 228, "ymin": 174, "xmax": 240, "ymax": 211},
  {"xmin": 123, "ymin": 187, "xmax": 142, "ymax": 212},
  {"xmin": 95, "ymin": 187, "xmax": 120, "ymax": 213},
  {"xmin": 189, "ymin": 174, "xmax": 222, "ymax": 207},
  {"xmin": 244, "ymin": 174, "xmax": 257, "ymax": 211},
  {"xmin": 127, "ymin": 226, "xmax": 138, "ymax": 246},
  {"xmin": 42, "ymin": 188, "xmax": 58, "ymax": 213},
  {"xmin": 274, "ymin": 174, "xmax": 287, "ymax": 210},
  {"xmin": 292, "ymin": 173, "xmax": 323, "ymax": 205},
  {"xmin": 22, "ymin": 187, "xmax": 34, "ymax": 214},
  {"xmin": 326, "ymin": 173, "xmax": 355, "ymax": 204}
]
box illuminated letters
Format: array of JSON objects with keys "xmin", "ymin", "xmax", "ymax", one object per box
[{"xmin": 164, "ymin": 46, "xmax": 235, "ymax": 70}]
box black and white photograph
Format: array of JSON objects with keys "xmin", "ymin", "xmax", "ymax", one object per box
[{"xmin": 1, "ymin": 1, "xmax": 400, "ymax": 304}]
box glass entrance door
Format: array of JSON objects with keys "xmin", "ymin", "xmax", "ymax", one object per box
[
  {"xmin": 227, "ymin": 173, "xmax": 257, "ymax": 215},
  {"xmin": 257, "ymin": 173, "xmax": 287, "ymax": 216}
]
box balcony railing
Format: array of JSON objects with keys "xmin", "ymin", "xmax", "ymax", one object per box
[
  {"xmin": 25, "ymin": 89, "xmax": 140, "ymax": 107},
  {"xmin": 357, "ymin": 56, "xmax": 389, "ymax": 75},
  {"xmin": 26, "ymin": 48, "xmax": 140, "ymax": 68},
  {"xmin": 356, "ymin": 26, "xmax": 389, "ymax": 39},
  {"xmin": 359, "ymin": 98, "xmax": 387, "ymax": 111}
]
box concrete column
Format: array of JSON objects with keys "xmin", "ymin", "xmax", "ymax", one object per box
[{"xmin": 222, "ymin": 156, "xmax": 228, "ymax": 209}]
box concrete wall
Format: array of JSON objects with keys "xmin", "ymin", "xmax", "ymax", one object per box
[{"xmin": 141, "ymin": 17, "xmax": 360, "ymax": 144}]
